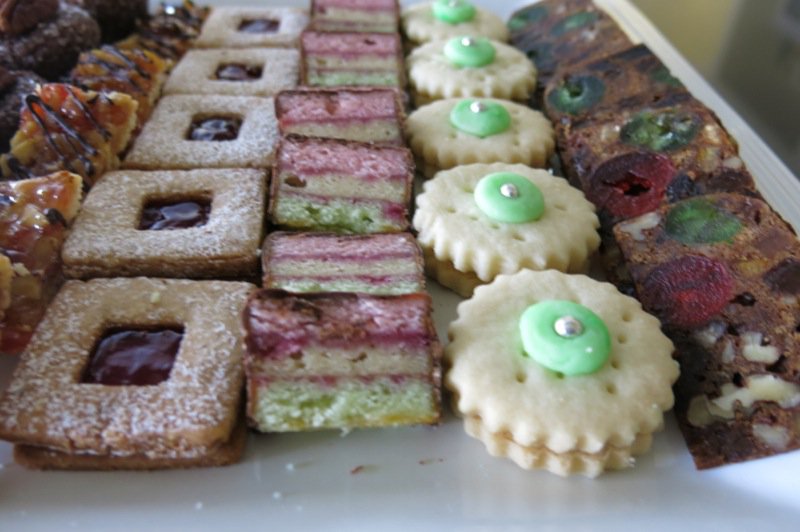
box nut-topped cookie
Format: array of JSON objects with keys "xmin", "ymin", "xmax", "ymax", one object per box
[
  {"xmin": 414, "ymin": 162, "xmax": 599, "ymax": 297},
  {"xmin": 446, "ymin": 269, "xmax": 678, "ymax": 477}
]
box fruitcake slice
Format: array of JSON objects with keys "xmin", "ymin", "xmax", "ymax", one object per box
[
  {"xmin": 301, "ymin": 30, "xmax": 404, "ymax": 87},
  {"xmin": 543, "ymin": 44, "xmax": 690, "ymax": 127},
  {"xmin": 275, "ymin": 87, "xmax": 405, "ymax": 145},
  {"xmin": 262, "ymin": 232, "xmax": 425, "ymax": 295},
  {"xmin": 268, "ymin": 136, "xmax": 413, "ymax": 234},
  {"xmin": 0, "ymin": 84, "xmax": 138, "ymax": 188},
  {"xmin": 242, "ymin": 289, "xmax": 441, "ymax": 432},
  {"xmin": 0, "ymin": 171, "xmax": 83, "ymax": 355},
  {"xmin": 507, "ymin": 0, "xmax": 633, "ymax": 99},
  {"xmin": 70, "ymin": 45, "xmax": 173, "ymax": 128},
  {"xmin": 613, "ymin": 193, "xmax": 800, "ymax": 468}
]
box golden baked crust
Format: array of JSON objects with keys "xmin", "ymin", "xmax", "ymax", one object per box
[
  {"xmin": 0, "ymin": 277, "xmax": 254, "ymax": 464},
  {"xmin": 62, "ymin": 168, "xmax": 266, "ymax": 280}
]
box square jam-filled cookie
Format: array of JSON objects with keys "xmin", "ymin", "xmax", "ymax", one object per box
[
  {"xmin": 301, "ymin": 30, "xmax": 404, "ymax": 87},
  {"xmin": 275, "ymin": 87, "xmax": 405, "ymax": 145},
  {"xmin": 243, "ymin": 289, "xmax": 441, "ymax": 432},
  {"xmin": 195, "ymin": 7, "xmax": 309, "ymax": 49},
  {"xmin": 62, "ymin": 168, "xmax": 266, "ymax": 280},
  {"xmin": 164, "ymin": 48, "xmax": 300, "ymax": 98},
  {"xmin": 123, "ymin": 95, "xmax": 278, "ymax": 169},
  {"xmin": 262, "ymin": 231, "xmax": 425, "ymax": 295},
  {"xmin": 0, "ymin": 277, "xmax": 254, "ymax": 470},
  {"xmin": 268, "ymin": 135, "xmax": 413, "ymax": 233}
]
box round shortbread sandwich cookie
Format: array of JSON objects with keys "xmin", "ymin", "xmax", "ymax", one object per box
[
  {"xmin": 405, "ymin": 98, "xmax": 554, "ymax": 178},
  {"xmin": 445, "ymin": 269, "xmax": 679, "ymax": 477},
  {"xmin": 414, "ymin": 163, "xmax": 599, "ymax": 297},
  {"xmin": 406, "ymin": 36, "xmax": 536, "ymax": 107},
  {"xmin": 402, "ymin": 0, "xmax": 509, "ymax": 49}
]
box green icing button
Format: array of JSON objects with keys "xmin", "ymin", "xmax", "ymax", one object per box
[
  {"xmin": 474, "ymin": 172, "xmax": 544, "ymax": 224},
  {"xmin": 444, "ymin": 36, "xmax": 495, "ymax": 68},
  {"xmin": 449, "ymin": 99, "xmax": 511, "ymax": 138},
  {"xmin": 432, "ymin": 0, "xmax": 476, "ymax": 24},
  {"xmin": 519, "ymin": 300, "xmax": 611, "ymax": 376},
  {"xmin": 665, "ymin": 197, "xmax": 742, "ymax": 244}
]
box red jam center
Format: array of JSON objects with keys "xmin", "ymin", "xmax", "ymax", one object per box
[
  {"xmin": 188, "ymin": 115, "xmax": 241, "ymax": 141},
  {"xmin": 81, "ymin": 328, "xmax": 183, "ymax": 386},
  {"xmin": 139, "ymin": 198, "xmax": 211, "ymax": 230},
  {"xmin": 238, "ymin": 18, "xmax": 280, "ymax": 33},
  {"xmin": 215, "ymin": 63, "xmax": 263, "ymax": 81}
]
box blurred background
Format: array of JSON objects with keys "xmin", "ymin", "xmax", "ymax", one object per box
[{"xmin": 632, "ymin": 0, "xmax": 800, "ymax": 180}]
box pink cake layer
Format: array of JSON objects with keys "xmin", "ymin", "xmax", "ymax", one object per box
[
  {"xmin": 243, "ymin": 290, "xmax": 437, "ymax": 361},
  {"xmin": 314, "ymin": 0, "xmax": 397, "ymax": 11},
  {"xmin": 301, "ymin": 31, "xmax": 400, "ymax": 55},
  {"xmin": 278, "ymin": 136, "xmax": 412, "ymax": 181},
  {"xmin": 276, "ymin": 88, "xmax": 400, "ymax": 125},
  {"xmin": 268, "ymin": 232, "xmax": 419, "ymax": 260}
]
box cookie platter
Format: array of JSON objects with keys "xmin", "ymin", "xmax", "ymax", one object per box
[{"xmin": 2, "ymin": 0, "xmax": 800, "ymax": 529}]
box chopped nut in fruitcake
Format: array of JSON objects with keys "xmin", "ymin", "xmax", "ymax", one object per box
[
  {"xmin": 0, "ymin": 171, "xmax": 83, "ymax": 355},
  {"xmin": 0, "ymin": 84, "xmax": 138, "ymax": 188},
  {"xmin": 613, "ymin": 193, "xmax": 800, "ymax": 468}
]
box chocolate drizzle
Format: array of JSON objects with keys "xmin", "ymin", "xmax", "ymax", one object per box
[{"xmin": 74, "ymin": 45, "xmax": 152, "ymax": 95}]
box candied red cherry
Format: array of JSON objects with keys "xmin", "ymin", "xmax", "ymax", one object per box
[
  {"xmin": 620, "ymin": 109, "xmax": 700, "ymax": 152},
  {"xmin": 547, "ymin": 75, "xmax": 605, "ymax": 115},
  {"xmin": 586, "ymin": 151, "xmax": 675, "ymax": 221},
  {"xmin": 640, "ymin": 255, "xmax": 734, "ymax": 328}
]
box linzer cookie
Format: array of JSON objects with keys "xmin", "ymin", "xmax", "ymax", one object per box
[
  {"xmin": 123, "ymin": 94, "xmax": 279, "ymax": 169},
  {"xmin": 401, "ymin": 0, "xmax": 509, "ymax": 49},
  {"xmin": 243, "ymin": 289, "xmax": 441, "ymax": 432},
  {"xmin": 0, "ymin": 83, "xmax": 138, "ymax": 187},
  {"xmin": 405, "ymin": 98, "xmax": 554, "ymax": 178},
  {"xmin": 406, "ymin": 36, "xmax": 536, "ymax": 107},
  {"xmin": 195, "ymin": 6, "xmax": 308, "ymax": 49},
  {"xmin": 164, "ymin": 48, "xmax": 299, "ymax": 97},
  {"xmin": 0, "ymin": 171, "xmax": 83, "ymax": 355},
  {"xmin": 262, "ymin": 232, "xmax": 425, "ymax": 295},
  {"xmin": 301, "ymin": 30, "xmax": 404, "ymax": 88},
  {"xmin": 613, "ymin": 193, "xmax": 800, "ymax": 469},
  {"xmin": 446, "ymin": 269, "xmax": 678, "ymax": 477},
  {"xmin": 0, "ymin": 277, "xmax": 254, "ymax": 469},
  {"xmin": 507, "ymin": 0, "xmax": 633, "ymax": 98},
  {"xmin": 275, "ymin": 87, "xmax": 405, "ymax": 145},
  {"xmin": 310, "ymin": 0, "xmax": 400, "ymax": 33},
  {"xmin": 414, "ymin": 163, "xmax": 599, "ymax": 297},
  {"xmin": 62, "ymin": 168, "xmax": 266, "ymax": 280},
  {"xmin": 268, "ymin": 136, "xmax": 413, "ymax": 234}
]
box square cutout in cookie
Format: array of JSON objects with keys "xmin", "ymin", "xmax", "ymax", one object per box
[
  {"xmin": 164, "ymin": 48, "xmax": 300, "ymax": 97},
  {"xmin": 0, "ymin": 277, "xmax": 254, "ymax": 469},
  {"xmin": 195, "ymin": 7, "xmax": 309, "ymax": 48},
  {"xmin": 123, "ymin": 95, "xmax": 278, "ymax": 169},
  {"xmin": 62, "ymin": 168, "xmax": 266, "ymax": 279}
]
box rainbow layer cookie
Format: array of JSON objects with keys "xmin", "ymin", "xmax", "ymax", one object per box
[
  {"xmin": 243, "ymin": 290, "xmax": 441, "ymax": 432},
  {"xmin": 300, "ymin": 30, "xmax": 404, "ymax": 87},
  {"xmin": 268, "ymin": 136, "xmax": 413, "ymax": 233},
  {"xmin": 262, "ymin": 232, "xmax": 425, "ymax": 295},
  {"xmin": 613, "ymin": 193, "xmax": 800, "ymax": 469},
  {"xmin": 311, "ymin": 0, "xmax": 399, "ymax": 33},
  {"xmin": 275, "ymin": 87, "xmax": 405, "ymax": 145}
]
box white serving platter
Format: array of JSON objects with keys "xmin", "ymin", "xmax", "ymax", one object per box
[{"xmin": 2, "ymin": 0, "xmax": 800, "ymax": 530}]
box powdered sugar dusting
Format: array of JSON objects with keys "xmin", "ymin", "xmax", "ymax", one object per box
[{"xmin": 0, "ymin": 278, "xmax": 254, "ymax": 458}]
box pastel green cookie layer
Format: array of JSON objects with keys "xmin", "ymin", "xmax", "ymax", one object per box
[
  {"xmin": 306, "ymin": 71, "xmax": 401, "ymax": 87},
  {"xmin": 272, "ymin": 195, "xmax": 401, "ymax": 234}
]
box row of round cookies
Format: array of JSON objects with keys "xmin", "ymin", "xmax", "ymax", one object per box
[{"xmin": 401, "ymin": 0, "xmax": 678, "ymax": 477}]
